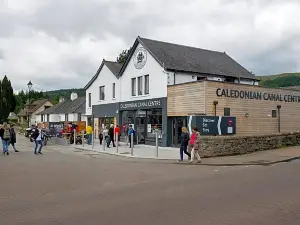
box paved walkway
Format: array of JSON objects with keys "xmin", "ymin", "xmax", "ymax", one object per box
[{"xmin": 74, "ymin": 141, "xmax": 300, "ymax": 166}]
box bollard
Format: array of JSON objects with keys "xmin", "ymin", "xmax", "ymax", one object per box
[
  {"xmin": 82, "ymin": 134, "xmax": 84, "ymax": 147},
  {"xmin": 131, "ymin": 133, "xmax": 134, "ymax": 156},
  {"xmin": 136, "ymin": 134, "xmax": 139, "ymax": 145},
  {"xmin": 156, "ymin": 132, "xmax": 158, "ymax": 158},
  {"xmin": 103, "ymin": 134, "xmax": 106, "ymax": 151},
  {"xmin": 126, "ymin": 135, "xmax": 129, "ymax": 146},
  {"xmin": 92, "ymin": 131, "xmax": 94, "ymax": 150},
  {"xmin": 73, "ymin": 130, "xmax": 76, "ymax": 147},
  {"xmin": 116, "ymin": 132, "xmax": 119, "ymax": 153}
]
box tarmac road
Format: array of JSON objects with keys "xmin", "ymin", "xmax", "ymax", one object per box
[{"xmin": 0, "ymin": 137, "xmax": 300, "ymax": 225}]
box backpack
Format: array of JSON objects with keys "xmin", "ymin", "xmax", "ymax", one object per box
[{"xmin": 3, "ymin": 129, "xmax": 10, "ymax": 140}]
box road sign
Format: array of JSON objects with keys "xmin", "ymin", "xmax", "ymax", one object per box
[{"xmin": 188, "ymin": 116, "xmax": 236, "ymax": 135}]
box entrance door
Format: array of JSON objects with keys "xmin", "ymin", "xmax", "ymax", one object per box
[
  {"xmin": 172, "ymin": 117, "xmax": 187, "ymax": 146},
  {"xmin": 136, "ymin": 117, "xmax": 146, "ymax": 144}
]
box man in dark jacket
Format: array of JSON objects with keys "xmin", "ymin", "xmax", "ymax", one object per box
[
  {"xmin": 179, "ymin": 127, "xmax": 191, "ymax": 162},
  {"xmin": 32, "ymin": 124, "xmax": 43, "ymax": 155},
  {"xmin": 108, "ymin": 124, "xmax": 116, "ymax": 148},
  {"xmin": 9, "ymin": 125, "xmax": 19, "ymax": 152}
]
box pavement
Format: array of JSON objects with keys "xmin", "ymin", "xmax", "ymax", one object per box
[
  {"xmin": 73, "ymin": 139, "xmax": 300, "ymax": 166},
  {"xmin": 1, "ymin": 135, "xmax": 300, "ymax": 225}
]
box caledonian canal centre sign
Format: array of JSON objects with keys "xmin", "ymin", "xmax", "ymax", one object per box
[{"xmin": 216, "ymin": 88, "xmax": 300, "ymax": 103}]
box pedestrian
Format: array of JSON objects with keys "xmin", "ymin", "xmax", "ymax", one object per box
[
  {"xmin": 32, "ymin": 124, "xmax": 44, "ymax": 155},
  {"xmin": 103, "ymin": 126, "xmax": 109, "ymax": 146},
  {"xmin": 86, "ymin": 124, "xmax": 93, "ymax": 145},
  {"xmin": 98, "ymin": 127, "xmax": 103, "ymax": 145},
  {"xmin": 108, "ymin": 124, "xmax": 116, "ymax": 147},
  {"xmin": 128, "ymin": 125, "xmax": 135, "ymax": 148},
  {"xmin": 114, "ymin": 125, "xmax": 121, "ymax": 142},
  {"xmin": 178, "ymin": 127, "xmax": 191, "ymax": 162},
  {"xmin": 189, "ymin": 127, "xmax": 201, "ymax": 163},
  {"xmin": 0, "ymin": 123, "xmax": 11, "ymax": 155},
  {"xmin": 9, "ymin": 124, "xmax": 19, "ymax": 152}
]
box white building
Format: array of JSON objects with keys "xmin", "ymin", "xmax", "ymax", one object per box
[
  {"xmin": 85, "ymin": 36, "xmax": 259, "ymax": 146},
  {"xmin": 36, "ymin": 93, "xmax": 86, "ymax": 123}
]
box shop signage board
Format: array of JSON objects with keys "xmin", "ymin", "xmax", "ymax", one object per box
[
  {"xmin": 188, "ymin": 116, "xmax": 236, "ymax": 135},
  {"xmin": 49, "ymin": 122, "xmax": 64, "ymax": 137},
  {"xmin": 119, "ymin": 98, "xmax": 162, "ymax": 110}
]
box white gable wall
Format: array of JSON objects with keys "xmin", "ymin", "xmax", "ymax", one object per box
[
  {"xmin": 120, "ymin": 43, "xmax": 168, "ymax": 102},
  {"xmin": 86, "ymin": 64, "xmax": 120, "ymax": 115}
]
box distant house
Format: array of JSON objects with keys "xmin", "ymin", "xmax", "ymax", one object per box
[
  {"xmin": 8, "ymin": 112, "xmax": 18, "ymax": 121},
  {"xmin": 17, "ymin": 99, "xmax": 53, "ymax": 125},
  {"xmin": 36, "ymin": 92, "xmax": 86, "ymax": 123}
]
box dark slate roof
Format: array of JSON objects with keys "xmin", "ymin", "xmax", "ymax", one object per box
[
  {"xmin": 84, "ymin": 60, "xmax": 123, "ymax": 90},
  {"xmin": 119, "ymin": 36, "xmax": 258, "ymax": 80},
  {"xmin": 37, "ymin": 98, "xmax": 85, "ymax": 115},
  {"xmin": 36, "ymin": 101, "xmax": 66, "ymax": 115},
  {"xmin": 104, "ymin": 60, "xmax": 123, "ymax": 76}
]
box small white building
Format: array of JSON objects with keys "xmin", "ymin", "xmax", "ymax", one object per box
[{"xmin": 36, "ymin": 93, "xmax": 86, "ymax": 123}]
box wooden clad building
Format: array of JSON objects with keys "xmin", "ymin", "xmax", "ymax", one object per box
[{"xmin": 168, "ymin": 80, "xmax": 300, "ymax": 136}]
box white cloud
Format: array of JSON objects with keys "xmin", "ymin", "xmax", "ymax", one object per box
[{"xmin": 0, "ymin": 0, "xmax": 300, "ymax": 91}]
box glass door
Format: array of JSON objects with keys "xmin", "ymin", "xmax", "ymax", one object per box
[{"xmin": 172, "ymin": 117, "xmax": 187, "ymax": 146}]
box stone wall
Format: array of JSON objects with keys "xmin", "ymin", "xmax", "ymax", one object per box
[{"xmin": 200, "ymin": 132, "xmax": 300, "ymax": 157}]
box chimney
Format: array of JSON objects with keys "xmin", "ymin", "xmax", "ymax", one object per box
[
  {"xmin": 59, "ymin": 95, "xmax": 65, "ymax": 103},
  {"xmin": 70, "ymin": 92, "xmax": 78, "ymax": 101}
]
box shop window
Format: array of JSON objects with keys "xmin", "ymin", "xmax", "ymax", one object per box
[
  {"xmin": 78, "ymin": 113, "xmax": 81, "ymax": 121},
  {"xmin": 88, "ymin": 93, "xmax": 91, "ymax": 108},
  {"xmin": 65, "ymin": 114, "xmax": 68, "ymax": 121},
  {"xmin": 131, "ymin": 78, "xmax": 136, "ymax": 96},
  {"xmin": 112, "ymin": 83, "xmax": 116, "ymax": 99},
  {"xmin": 99, "ymin": 86, "xmax": 105, "ymax": 100},
  {"xmin": 146, "ymin": 109, "xmax": 162, "ymax": 138},
  {"xmin": 41, "ymin": 115, "xmax": 44, "ymax": 122},
  {"xmin": 47, "ymin": 114, "xmax": 49, "ymax": 122},
  {"xmin": 138, "ymin": 76, "xmax": 143, "ymax": 95},
  {"xmin": 144, "ymin": 75, "xmax": 149, "ymax": 94},
  {"xmin": 224, "ymin": 108, "xmax": 231, "ymax": 116},
  {"xmin": 272, "ymin": 110, "xmax": 277, "ymax": 118}
]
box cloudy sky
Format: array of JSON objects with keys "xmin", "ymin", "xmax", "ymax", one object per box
[{"xmin": 0, "ymin": 0, "xmax": 300, "ymax": 92}]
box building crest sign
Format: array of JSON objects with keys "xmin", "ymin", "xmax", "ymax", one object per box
[{"xmin": 133, "ymin": 47, "xmax": 147, "ymax": 69}]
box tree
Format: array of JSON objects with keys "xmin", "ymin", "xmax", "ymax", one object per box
[
  {"xmin": 0, "ymin": 75, "xmax": 15, "ymax": 123},
  {"xmin": 116, "ymin": 48, "xmax": 132, "ymax": 64}
]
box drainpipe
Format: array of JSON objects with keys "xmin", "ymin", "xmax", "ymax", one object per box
[
  {"xmin": 277, "ymin": 105, "xmax": 281, "ymax": 133},
  {"xmin": 213, "ymin": 101, "xmax": 218, "ymax": 116}
]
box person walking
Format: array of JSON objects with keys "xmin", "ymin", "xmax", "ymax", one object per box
[
  {"xmin": 114, "ymin": 125, "xmax": 121, "ymax": 143},
  {"xmin": 103, "ymin": 126, "xmax": 109, "ymax": 147},
  {"xmin": 98, "ymin": 127, "xmax": 103, "ymax": 145},
  {"xmin": 128, "ymin": 125, "xmax": 135, "ymax": 148},
  {"xmin": 189, "ymin": 127, "xmax": 201, "ymax": 163},
  {"xmin": 0, "ymin": 123, "xmax": 11, "ymax": 155},
  {"xmin": 178, "ymin": 127, "xmax": 191, "ymax": 162},
  {"xmin": 86, "ymin": 124, "xmax": 93, "ymax": 145},
  {"xmin": 32, "ymin": 124, "xmax": 43, "ymax": 155},
  {"xmin": 108, "ymin": 124, "xmax": 116, "ymax": 148},
  {"xmin": 9, "ymin": 125, "xmax": 19, "ymax": 152}
]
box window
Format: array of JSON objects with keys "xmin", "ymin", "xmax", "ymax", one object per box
[
  {"xmin": 138, "ymin": 76, "xmax": 143, "ymax": 95},
  {"xmin": 65, "ymin": 114, "xmax": 68, "ymax": 121},
  {"xmin": 131, "ymin": 78, "xmax": 136, "ymax": 96},
  {"xmin": 144, "ymin": 75, "xmax": 149, "ymax": 94},
  {"xmin": 47, "ymin": 114, "xmax": 49, "ymax": 122},
  {"xmin": 272, "ymin": 110, "xmax": 277, "ymax": 118},
  {"xmin": 78, "ymin": 113, "xmax": 82, "ymax": 121},
  {"xmin": 88, "ymin": 93, "xmax": 91, "ymax": 107},
  {"xmin": 112, "ymin": 83, "xmax": 116, "ymax": 99},
  {"xmin": 41, "ymin": 115, "xmax": 44, "ymax": 122},
  {"xmin": 224, "ymin": 108, "xmax": 231, "ymax": 116},
  {"xmin": 99, "ymin": 86, "xmax": 105, "ymax": 100},
  {"xmin": 146, "ymin": 109, "xmax": 162, "ymax": 138}
]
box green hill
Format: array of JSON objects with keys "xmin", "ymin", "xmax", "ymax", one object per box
[{"xmin": 257, "ymin": 73, "xmax": 300, "ymax": 88}]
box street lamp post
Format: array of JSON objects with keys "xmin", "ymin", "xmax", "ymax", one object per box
[{"xmin": 27, "ymin": 81, "xmax": 33, "ymax": 128}]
